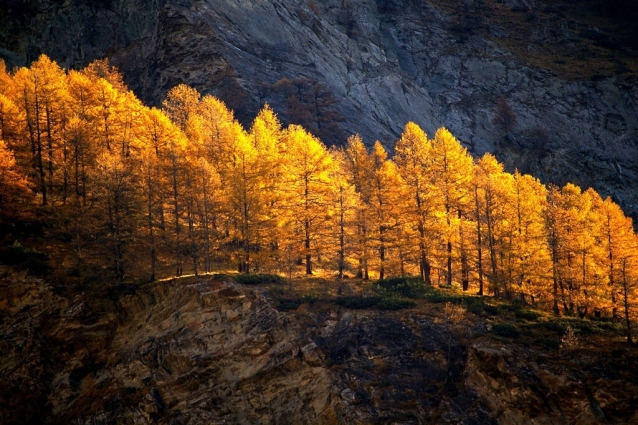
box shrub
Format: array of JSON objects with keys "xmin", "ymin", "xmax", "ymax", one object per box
[
  {"xmin": 481, "ymin": 304, "xmax": 500, "ymax": 316},
  {"xmin": 491, "ymin": 323, "xmax": 521, "ymax": 338},
  {"xmin": 300, "ymin": 294, "xmax": 319, "ymax": 304},
  {"xmin": 377, "ymin": 298, "xmax": 415, "ymax": 311},
  {"xmin": 424, "ymin": 293, "xmax": 464, "ymax": 304},
  {"xmin": 595, "ymin": 321, "xmax": 619, "ymax": 332},
  {"xmin": 0, "ymin": 241, "xmax": 50, "ymax": 276},
  {"xmin": 464, "ymin": 297, "xmax": 499, "ymax": 316},
  {"xmin": 500, "ymin": 302, "xmax": 524, "ymax": 313},
  {"xmin": 536, "ymin": 338, "xmax": 561, "ymax": 349},
  {"xmin": 540, "ymin": 320, "xmax": 566, "ymax": 334},
  {"xmin": 233, "ymin": 273, "xmax": 285, "ymax": 285},
  {"xmin": 515, "ymin": 309, "xmax": 541, "ymax": 321},
  {"xmin": 336, "ymin": 296, "xmax": 381, "ymax": 309},
  {"xmin": 276, "ymin": 298, "xmax": 302, "ymax": 311},
  {"xmin": 560, "ymin": 326, "xmax": 579, "ymax": 349},
  {"xmin": 373, "ymin": 277, "xmax": 428, "ymax": 299},
  {"xmin": 276, "ymin": 294, "xmax": 319, "ymax": 312}
]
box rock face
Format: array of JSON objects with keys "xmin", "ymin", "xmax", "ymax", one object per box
[
  {"xmin": 465, "ymin": 340, "xmax": 638, "ymax": 425},
  {"xmin": 2, "ymin": 273, "xmax": 638, "ymax": 424},
  {"xmin": 0, "ymin": 274, "xmax": 336, "ymax": 424},
  {"xmin": 1, "ymin": 0, "xmax": 637, "ymax": 217}
]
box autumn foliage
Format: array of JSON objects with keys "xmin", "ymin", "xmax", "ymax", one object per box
[{"xmin": 0, "ymin": 56, "xmax": 636, "ymax": 335}]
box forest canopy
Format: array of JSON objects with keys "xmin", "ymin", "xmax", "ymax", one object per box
[{"xmin": 0, "ymin": 55, "xmax": 636, "ymax": 326}]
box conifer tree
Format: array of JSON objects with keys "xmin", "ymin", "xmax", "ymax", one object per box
[
  {"xmin": 93, "ymin": 148, "xmax": 140, "ymax": 282},
  {"xmin": 429, "ymin": 128, "xmax": 474, "ymax": 287},
  {"xmin": 282, "ymin": 125, "xmax": 334, "ymax": 275},
  {"xmin": 474, "ymin": 154, "xmax": 510, "ymax": 295},
  {"xmin": 328, "ymin": 148, "xmax": 359, "ymax": 282},
  {"xmin": 394, "ymin": 122, "xmax": 434, "ymax": 284},
  {"xmin": 344, "ymin": 134, "xmax": 374, "ymax": 280},
  {"xmin": 0, "ymin": 139, "xmax": 32, "ymax": 228},
  {"xmin": 368, "ymin": 141, "xmax": 407, "ymax": 280}
]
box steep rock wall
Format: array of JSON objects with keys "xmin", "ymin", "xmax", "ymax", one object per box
[{"xmin": 2, "ymin": 273, "xmax": 638, "ymax": 424}]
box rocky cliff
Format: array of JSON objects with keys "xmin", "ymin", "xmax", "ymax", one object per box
[
  {"xmin": 1, "ymin": 272, "xmax": 637, "ymax": 424},
  {"xmin": 1, "ymin": 0, "xmax": 637, "ymax": 217}
]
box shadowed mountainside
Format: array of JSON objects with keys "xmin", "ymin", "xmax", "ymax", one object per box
[{"xmin": 1, "ymin": 0, "xmax": 637, "ymax": 219}]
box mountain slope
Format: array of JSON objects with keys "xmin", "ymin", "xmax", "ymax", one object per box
[{"xmin": 1, "ymin": 0, "xmax": 637, "ymax": 218}]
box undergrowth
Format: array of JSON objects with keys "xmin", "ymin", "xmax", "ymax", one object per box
[
  {"xmin": 215, "ymin": 273, "xmax": 286, "ymax": 285},
  {"xmin": 0, "ymin": 241, "xmax": 50, "ymax": 276}
]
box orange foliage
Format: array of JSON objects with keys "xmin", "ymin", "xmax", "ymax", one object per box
[{"xmin": 0, "ymin": 56, "xmax": 635, "ymax": 329}]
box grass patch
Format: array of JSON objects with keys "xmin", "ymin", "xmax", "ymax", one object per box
[
  {"xmin": 421, "ymin": 290, "xmax": 501, "ymax": 317},
  {"xmin": 491, "ymin": 323, "xmax": 521, "ymax": 338},
  {"xmin": 463, "ymin": 297, "xmax": 500, "ymax": 316},
  {"xmin": 373, "ymin": 276, "xmax": 429, "ymax": 299},
  {"xmin": 231, "ymin": 273, "xmax": 285, "ymax": 285},
  {"xmin": 276, "ymin": 298, "xmax": 302, "ymax": 311},
  {"xmin": 275, "ymin": 293, "xmax": 320, "ymax": 311},
  {"xmin": 524, "ymin": 316, "xmax": 622, "ymax": 338},
  {"xmin": 336, "ymin": 296, "xmax": 381, "ymax": 309},
  {"xmin": 424, "ymin": 293, "xmax": 464, "ymax": 304},
  {"xmin": 515, "ymin": 309, "xmax": 542, "ymax": 321},
  {"xmin": 377, "ymin": 298, "xmax": 415, "ymax": 311},
  {"xmin": 300, "ymin": 294, "xmax": 319, "ymax": 304},
  {"xmin": 531, "ymin": 320, "xmax": 566, "ymax": 335}
]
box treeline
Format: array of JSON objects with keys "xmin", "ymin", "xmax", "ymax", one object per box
[{"xmin": 0, "ymin": 55, "xmax": 636, "ymax": 324}]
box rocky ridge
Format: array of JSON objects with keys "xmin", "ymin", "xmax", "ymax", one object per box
[{"xmin": 1, "ymin": 272, "xmax": 637, "ymax": 424}]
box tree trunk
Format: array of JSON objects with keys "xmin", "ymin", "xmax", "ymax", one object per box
[
  {"xmin": 474, "ymin": 186, "xmax": 484, "ymax": 295},
  {"xmin": 147, "ymin": 167, "xmax": 156, "ymax": 281},
  {"xmin": 305, "ymin": 218, "xmax": 312, "ymax": 275},
  {"xmin": 172, "ymin": 154, "xmax": 182, "ymax": 277},
  {"xmin": 338, "ymin": 194, "xmax": 345, "ymax": 279},
  {"xmin": 621, "ymin": 259, "xmax": 633, "ymax": 344}
]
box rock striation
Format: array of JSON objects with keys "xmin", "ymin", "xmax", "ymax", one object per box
[{"xmin": 2, "ymin": 272, "xmax": 637, "ymax": 424}]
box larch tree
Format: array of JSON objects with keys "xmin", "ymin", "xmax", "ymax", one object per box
[
  {"xmin": 368, "ymin": 141, "xmax": 407, "ymax": 280},
  {"xmin": 509, "ymin": 171, "xmax": 551, "ymax": 304},
  {"xmin": 1, "ymin": 54, "xmax": 638, "ymax": 327},
  {"xmin": 11, "ymin": 66, "xmax": 47, "ymax": 204},
  {"xmin": 0, "ymin": 139, "xmax": 32, "ymax": 228},
  {"xmin": 162, "ymin": 85, "xmax": 203, "ymax": 276},
  {"xmin": 223, "ymin": 125, "xmax": 274, "ymax": 273},
  {"xmin": 544, "ymin": 184, "xmax": 568, "ymax": 314},
  {"xmin": 282, "ymin": 124, "xmax": 334, "ymax": 275},
  {"xmin": 272, "ymin": 76, "xmax": 345, "ymax": 145},
  {"xmin": 30, "ymin": 56, "xmax": 71, "ymax": 204},
  {"xmin": 245, "ymin": 105, "xmax": 285, "ymax": 271},
  {"xmin": 344, "ymin": 134, "xmax": 374, "ymax": 280},
  {"xmin": 136, "ymin": 107, "xmax": 176, "ymax": 280},
  {"xmin": 492, "ymin": 97, "xmax": 517, "ymax": 135},
  {"xmin": 429, "ymin": 127, "xmax": 474, "ymax": 288},
  {"xmin": 596, "ymin": 196, "xmax": 636, "ymax": 319},
  {"xmin": 0, "ymin": 93, "xmax": 24, "ymax": 159},
  {"xmin": 93, "ymin": 148, "xmax": 140, "ymax": 283},
  {"xmin": 328, "ymin": 148, "xmax": 360, "ymax": 283},
  {"xmin": 162, "ymin": 84, "xmax": 201, "ymax": 133},
  {"xmin": 195, "ymin": 94, "xmax": 241, "ymax": 168},
  {"xmin": 83, "ymin": 58, "xmax": 128, "ymax": 93},
  {"xmin": 165, "ymin": 122, "xmax": 189, "ymax": 276},
  {"xmin": 394, "ymin": 122, "xmax": 434, "ymax": 284},
  {"xmin": 618, "ymin": 233, "xmax": 638, "ymax": 344},
  {"xmin": 474, "ymin": 153, "xmax": 511, "ymax": 296}
]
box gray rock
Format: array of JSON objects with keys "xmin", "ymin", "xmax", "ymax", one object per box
[{"xmin": 1, "ymin": 0, "xmax": 637, "ymax": 219}]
